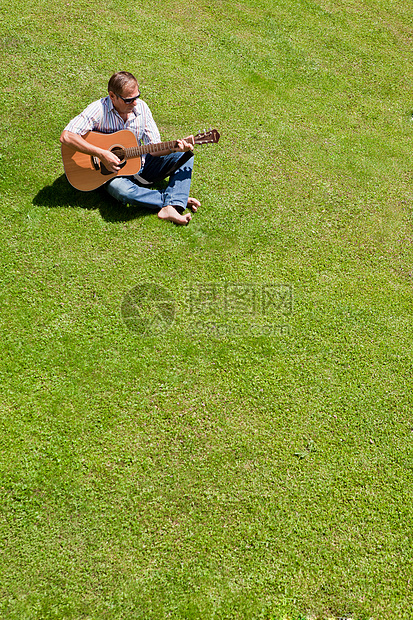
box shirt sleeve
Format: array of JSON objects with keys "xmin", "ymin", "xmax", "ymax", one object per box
[
  {"xmin": 64, "ymin": 100, "xmax": 104, "ymax": 135},
  {"xmin": 140, "ymin": 101, "xmax": 161, "ymax": 145}
]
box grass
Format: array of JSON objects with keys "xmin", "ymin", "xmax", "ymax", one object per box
[{"xmin": 1, "ymin": 0, "xmax": 413, "ymax": 618}]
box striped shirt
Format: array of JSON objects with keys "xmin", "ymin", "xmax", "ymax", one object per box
[{"xmin": 64, "ymin": 95, "xmax": 161, "ymax": 146}]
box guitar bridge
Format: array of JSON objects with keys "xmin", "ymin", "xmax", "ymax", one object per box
[{"xmin": 91, "ymin": 156, "xmax": 100, "ymax": 171}]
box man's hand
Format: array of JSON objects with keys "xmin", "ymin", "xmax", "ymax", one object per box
[
  {"xmin": 175, "ymin": 139, "xmax": 194, "ymax": 153},
  {"xmin": 98, "ymin": 149, "xmax": 122, "ymax": 172}
]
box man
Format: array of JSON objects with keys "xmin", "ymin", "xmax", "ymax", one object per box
[{"xmin": 60, "ymin": 71, "xmax": 200, "ymax": 225}]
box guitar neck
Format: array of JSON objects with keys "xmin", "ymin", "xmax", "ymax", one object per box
[{"xmin": 125, "ymin": 137, "xmax": 193, "ymax": 159}]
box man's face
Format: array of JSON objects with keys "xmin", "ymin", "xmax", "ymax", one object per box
[{"xmin": 109, "ymin": 82, "xmax": 141, "ymax": 114}]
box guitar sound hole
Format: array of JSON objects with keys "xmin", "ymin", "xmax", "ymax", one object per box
[{"xmin": 111, "ymin": 146, "xmax": 126, "ymax": 163}]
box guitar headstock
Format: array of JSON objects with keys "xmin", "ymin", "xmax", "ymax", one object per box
[{"xmin": 193, "ymin": 129, "xmax": 220, "ymax": 145}]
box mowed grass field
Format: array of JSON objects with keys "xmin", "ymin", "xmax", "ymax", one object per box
[{"xmin": 1, "ymin": 0, "xmax": 413, "ymax": 618}]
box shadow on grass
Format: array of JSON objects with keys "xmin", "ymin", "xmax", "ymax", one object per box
[{"xmin": 33, "ymin": 174, "xmax": 153, "ymax": 223}]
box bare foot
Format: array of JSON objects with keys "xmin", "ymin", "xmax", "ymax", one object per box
[
  {"xmin": 187, "ymin": 197, "xmax": 201, "ymax": 213},
  {"xmin": 158, "ymin": 205, "xmax": 192, "ymax": 225}
]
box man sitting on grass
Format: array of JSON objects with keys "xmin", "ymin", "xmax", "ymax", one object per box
[{"xmin": 60, "ymin": 70, "xmax": 200, "ymax": 225}]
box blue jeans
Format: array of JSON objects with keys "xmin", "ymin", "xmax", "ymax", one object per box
[{"xmin": 105, "ymin": 152, "xmax": 194, "ymax": 212}]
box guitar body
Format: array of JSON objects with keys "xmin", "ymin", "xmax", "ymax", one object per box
[{"xmin": 61, "ymin": 130, "xmax": 142, "ymax": 191}]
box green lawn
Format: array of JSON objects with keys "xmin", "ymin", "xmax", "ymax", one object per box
[{"xmin": 1, "ymin": 0, "xmax": 413, "ymax": 618}]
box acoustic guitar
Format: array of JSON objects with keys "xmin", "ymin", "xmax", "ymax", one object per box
[{"xmin": 61, "ymin": 128, "xmax": 220, "ymax": 191}]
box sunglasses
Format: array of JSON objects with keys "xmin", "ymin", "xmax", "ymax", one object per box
[{"xmin": 117, "ymin": 92, "xmax": 141, "ymax": 104}]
